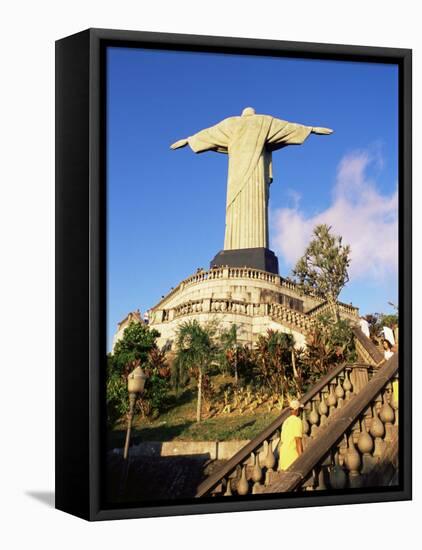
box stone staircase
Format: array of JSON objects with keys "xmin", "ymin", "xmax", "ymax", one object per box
[{"xmin": 196, "ymin": 353, "xmax": 398, "ymax": 497}]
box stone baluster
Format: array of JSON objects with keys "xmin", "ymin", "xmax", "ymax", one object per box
[
  {"xmin": 318, "ymin": 392, "xmax": 328, "ymax": 427},
  {"xmin": 264, "ymin": 440, "xmax": 276, "ymax": 485},
  {"xmin": 338, "ymin": 433, "xmax": 348, "ymax": 467},
  {"xmin": 329, "ymin": 449, "xmax": 347, "ymax": 489},
  {"xmin": 345, "ymin": 434, "xmax": 362, "ymax": 488},
  {"xmin": 308, "ymin": 399, "xmax": 320, "ymax": 437},
  {"xmin": 335, "ymin": 377, "xmax": 345, "ymax": 408},
  {"xmin": 357, "ymin": 414, "xmax": 374, "ymax": 476},
  {"xmin": 351, "ymin": 418, "xmax": 361, "ymax": 445},
  {"xmin": 374, "ymin": 392, "xmax": 383, "ymax": 415},
  {"xmin": 370, "ymin": 403, "xmax": 385, "ymax": 460},
  {"xmin": 343, "ymin": 368, "xmax": 353, "ymax": 400},
  {"xmin": 237, "ymin": 465, "xmax": 249, "ymax": 495},
  {"xmin": 379, "ymin": 389, "xmax": 395, "ymax": 443},
  {"xmin": 224, "ymin": 477, "xmax": 232, "ymax": 496},
  {"xmin": 326, "ymin": 382, "xmax": 337, "ymax": 414},
  {"xmin": 251, "ymin": 452, "xmax": 263, "ymax": 493},
  {"xmin": 315, "ymin": 465, "xmax": 327, "ymax": 491}
]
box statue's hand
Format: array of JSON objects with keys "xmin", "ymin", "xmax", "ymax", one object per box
[
  {"xmin": 311, "ymin": 127, "xmax": 334, "ymax": 135},
  {"xmin": 170, "ymin": 138, "xmax": 189, "ymax": 149}
]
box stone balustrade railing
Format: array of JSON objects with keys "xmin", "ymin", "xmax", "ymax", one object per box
[
  {"xmin": 269, "ymin": 303, "xmax": 315, "ymax": 333},
  {"xmin": 172, "ymin": 298, "xmax": 261, "ymax": 319},
  {"xmin": 255, "ymin": 353, "xmax": 399, "ymax": 493},
  {"xmin": 152, "ymin": 267, "xmax": 303, "ymax": 310},
  {"xmin": 227, "ymin": 267, "xmax": 281, "ymax": 285},
  {"xmin": 160, "ymin": 297, "xmax": 312, "ymax": 336},
  {"xmin": 196, "ymin": 361, "xmax": 380, "ymax": 497},
  {"xmin": 308, "ymin": 300, "xmax": 359, "ymax": 319},
  {"xmin": 156, "ymin": 296, "xmax": 360, "ymax": 342},
  {"xmin": 183, "ymin": 267, "xmax": 225, "ymax": 286},
  {"xmin": 352, "ymin": 326, "xmax": 384, "ymax": 367}
]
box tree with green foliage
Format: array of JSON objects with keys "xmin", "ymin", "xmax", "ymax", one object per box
[
  {"xmin": 107, "ymin": 322, "xmax": 170, "ymax": 426},
  {"xmin": 106, "ymin": 354, "xmax": 130, "ymax": 427},
  {"xmin": 112, "ymin": 321, "xmax": 160, "ymax": 375},
  {"xmin": 293, "ymin": 224, "xmax": 351, "ymax": 321},
  {"xmin": 173, "ymin": 320, "xmax": 217, "ymax": 422}
]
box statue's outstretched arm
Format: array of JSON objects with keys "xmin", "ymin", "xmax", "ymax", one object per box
[
  {"xmin": 170, "ymin": 138, "xmax": 189, "ymax": 150},
  {"xmin": 311, "ymin": 127, "xmax": 334, "ymax": 135}
]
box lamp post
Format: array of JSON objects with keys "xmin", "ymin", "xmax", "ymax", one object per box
[{"xmin": 123, "ymin": 364, "xmax": 147, "ymax": 460}]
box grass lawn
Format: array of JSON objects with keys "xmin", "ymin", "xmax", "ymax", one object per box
[{"xmin": 108, "ymin": 375, "xmax": 280, "ymax": 450}]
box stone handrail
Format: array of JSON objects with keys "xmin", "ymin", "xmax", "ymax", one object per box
[
  {"xmin": 307, "ymin": 300, "xmax": 359, "ymax": 318},
  {"xmin": 257, "ymin": 353, "xmax": 398, "ymax": 493},
  {"xmin": 352, "ymin": 326, "xmax": 384, "ymax": 366},
  {"xmin": 196, "ymin": 362, "xmax": 378, "ymax": 497}
]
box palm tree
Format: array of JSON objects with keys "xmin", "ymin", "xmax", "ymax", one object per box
[
  {"xmin": 282, "ymin": 332, "xmax": 299, "ymax": 380},
  {"xmin": 219, "ymin": 324, "xmax": 241, "ymax": 385},
  {"xmin": 174, "ymin": 320, "xmax": 217, "ymax": 422}
]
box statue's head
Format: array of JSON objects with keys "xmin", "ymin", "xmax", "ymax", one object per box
[{"xmin": 241, "ymin": 107, "xmax": 256, "ymax": 117}]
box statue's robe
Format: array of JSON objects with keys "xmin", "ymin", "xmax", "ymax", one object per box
[{"xmin": 187, "ymin": 114, "xmax": 312, "ymax": 250}]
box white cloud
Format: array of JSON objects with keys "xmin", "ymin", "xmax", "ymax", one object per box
[{"xmin": 271, "ymin": 150, "xmax": 398, "ymax": 282}]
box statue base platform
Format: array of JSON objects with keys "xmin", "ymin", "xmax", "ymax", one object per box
[
  {"xmin": 145, "ymin": 265, "xmax": 358, "ymax": 351},
  {"xmin": 210, "ymin": 247, "xmax": 279, "ymax": 274}
]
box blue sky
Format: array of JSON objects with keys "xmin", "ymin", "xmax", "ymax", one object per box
[{"xmin": 107, "ymin": 47, "xmax": 398, "ymax": 350}]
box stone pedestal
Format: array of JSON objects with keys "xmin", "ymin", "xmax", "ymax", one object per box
[
  {"xmin": 210, "ymin": 247, "xmax": 279, "ymax": 274},
  {"xmin": 147, "ymin": 266, "xmax": 319, "ymax": 351}
]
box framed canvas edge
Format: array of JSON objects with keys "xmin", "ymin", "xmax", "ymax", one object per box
[{"xmin": 56, "ymin": 27, "xmax": 412, "ymax": 522}]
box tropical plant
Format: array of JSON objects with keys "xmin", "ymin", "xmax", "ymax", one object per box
[
  {"xmin": 143, "ymin": 347, "xmax": 171, "ymax": 418},
  {"xmin": 236, "ymin": 344, "xmax": 257, "ymax": 386},
  {"xmin": 219, "ymin": 324, "xmax": 241, "ymax": 384},
  {"xmin": 293, "ymin": 224, "xmax": 351, "ymax": 321},
  {"xmin": 254, "ymin": 330, "xmax": 294, "ymax": 399},
  {"xmin": 304, "ymin": 314, "xmax": 356, "ymax": 381},
  {"xmin": 288, "ymin": 347, "xmax": 309, "ymax": 396},
  {"xmin": 173, "ymin": 320, "xmax": 218, "ymax": 422}
]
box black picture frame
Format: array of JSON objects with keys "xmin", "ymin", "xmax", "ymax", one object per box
[{"xmin": 55, "ymin": 28, "xmax": 412, "ymax": 521}]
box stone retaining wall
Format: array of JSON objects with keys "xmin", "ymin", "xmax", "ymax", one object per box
[{"xmin": 113, "ymin": 440, "xmax": 251, "ymax": 460}]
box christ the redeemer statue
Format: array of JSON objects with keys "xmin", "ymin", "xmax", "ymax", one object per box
[{"xmin": 171, "ymin": 107, "xmax": 332, "ymax": 274}]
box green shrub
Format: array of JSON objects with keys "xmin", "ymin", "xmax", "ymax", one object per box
[{"xmin": 107, "ymin": 322, "xmax": 170, "ymax": 426}]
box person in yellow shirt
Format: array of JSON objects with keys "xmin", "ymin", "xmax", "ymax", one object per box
[{"xmin": 278, "ymin": 399, "xmax": 304, "ymax": 471}]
